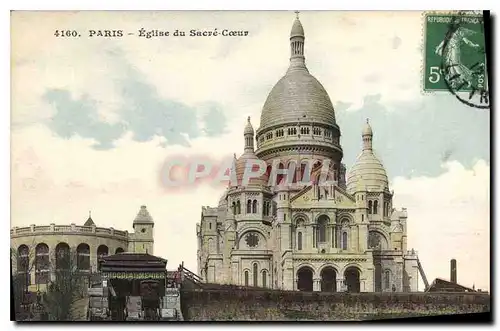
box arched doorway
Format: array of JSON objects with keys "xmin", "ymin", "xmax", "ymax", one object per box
[
  {"xmin": 55, "ymin": 242, "xmax": 71, "ymax": 270},
  {"xmin": 344, "ymin": 267, "xmax": 361, "ymax": 293},
  {"xmin": 17, "ymin": 245, "xmax": 30, "ymax": 287},
  {"xmin": 76, "ymin": 243, "xmax": 90, "ymax": 271},
  {"xmin": 320, "ymin": 267, "xmax": 337, "ymax": 292},
  {"xmin": 297, "ymin": 266, "xmax": 314, "ymax": 292},
  {"xmin": 35, "ymin": 243, "xmax": 50, "ymax": 284},
  {"xmin": 97, "ymin": 245, "xmax": 109, "ymax": 259}
]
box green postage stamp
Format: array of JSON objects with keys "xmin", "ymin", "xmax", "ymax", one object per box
[{"xmin": 423, "ymin": 11, "xmax": 489, "ymax": 108}]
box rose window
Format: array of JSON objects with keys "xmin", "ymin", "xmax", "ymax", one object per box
[{"xmin": 245, "ymin": 232, "xmax": 259, "ymax": 248}]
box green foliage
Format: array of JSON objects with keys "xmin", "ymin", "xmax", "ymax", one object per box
[{"xmin": 43, "ymin": 269, "xmax": 87, "ymax": 321}]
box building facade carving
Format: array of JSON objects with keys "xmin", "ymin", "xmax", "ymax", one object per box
[
  {"xmin": 196, "ymin": 15, "xmax": 420, "ymax": 292},
  {"xmin": 10, "ymin": 205, "xmax": 155, "ymax": 292}
]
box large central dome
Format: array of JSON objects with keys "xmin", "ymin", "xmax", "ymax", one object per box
[
  {"xmin": 260, "ymin": 70, "xmax": 336, "ymax": 129},
  {"xmin": 258, "ymin": 15, "xmax": 337, "ymax": 131},
  {"xmin": 255, "ymin": 14, "xmax": 342, "ymax": 163}
]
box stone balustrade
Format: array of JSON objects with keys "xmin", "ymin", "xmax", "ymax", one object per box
[{"xmin": 10, "ymin": 224, "xmax": 129, "ymax": 239}]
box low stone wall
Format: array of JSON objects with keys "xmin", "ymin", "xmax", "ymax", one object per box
[{"xmin": 180, "ymin": 288, "xmax": 491, "ymax": 321}]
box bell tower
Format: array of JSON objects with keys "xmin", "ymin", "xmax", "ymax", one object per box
[{"xmin": 130, "ymin": 205, "xmax": 155, "ymax": 254}]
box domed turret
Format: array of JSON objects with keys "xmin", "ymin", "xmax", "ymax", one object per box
[
  {"xmin": 244, "ymin": 116, "xmax": 254, "ymax": 136},
  {"xmin": 347, "ymin": 120, "xmax": 389, "ymax": 194},
  {"xmin": 232, "ymin": 117, "xmax": 269, "ymax": 187}
]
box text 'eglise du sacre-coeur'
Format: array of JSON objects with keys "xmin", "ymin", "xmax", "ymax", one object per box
[{"xmin": 138, "ymin": 28, "xmax": 249, "ymax": 38}]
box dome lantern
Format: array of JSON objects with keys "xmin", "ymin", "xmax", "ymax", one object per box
[
  {"xmin": 288, "ymin": 11, "xmax": 307, "ymax": 73},
  {"xmin": 363, "ymin": 118, "xmax": 373, "ymax": 151},
  {"xmin": 244, "ymin": 116, "xmax": 255, "ymax": 153}
]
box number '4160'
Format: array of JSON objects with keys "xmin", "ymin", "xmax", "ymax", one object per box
[{"xmin": 54, "ymin": 30, "xmax": 80, "ymax": 37}]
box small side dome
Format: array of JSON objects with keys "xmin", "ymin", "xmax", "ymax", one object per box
[
  {"xmin": 347, "ymin": 120, "xmax": 389, "ymax": 194},
  {"xmin": 346, "ymin": 153, "xmax": 389, "ymax": 193},
  {"xmin": 232, "ymin": 152, "xmax": 269, "ymax": 187}
]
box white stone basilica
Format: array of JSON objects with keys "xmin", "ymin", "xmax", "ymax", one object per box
[{"xmin": 196, "ymin": 15, "xmax": 420, "ymax": 292}]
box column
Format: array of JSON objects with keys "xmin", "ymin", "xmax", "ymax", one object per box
[
  {"xmin": 49, "ymin": 247, "xmax": 57, "ymax": 282},
  {"xmin": 313, "ymin": 278, "xmax": 321, "ymax": 291},
  {"xmin": 312, "ymin": 225, "xmax": 316, "ymax": 248},
  {"xmin": 337, "ymin": 277, "xmax": 345, "ymax": 292},
  {"xmin": 331, "ymin": 226, "xmax": 335, "ymax": 248}
]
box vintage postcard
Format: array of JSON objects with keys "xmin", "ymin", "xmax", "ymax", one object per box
[{"xmin": 10, "ymin": 10, "xmax": 490, "ymax": 321}]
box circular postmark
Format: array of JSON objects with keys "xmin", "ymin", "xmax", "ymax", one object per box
[{"xmin": 440, "ymin": 12, "xmax": 489, "ymax": 109}]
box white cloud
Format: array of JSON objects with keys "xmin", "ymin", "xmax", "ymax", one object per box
[{"xmin": 393, "ymin": 160, "xmax": 490, "ymax": 291}]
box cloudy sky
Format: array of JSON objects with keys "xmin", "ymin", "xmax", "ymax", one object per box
[{"xmin": 11, "ymin": 11, "xmax": 490, "ymax": 291}]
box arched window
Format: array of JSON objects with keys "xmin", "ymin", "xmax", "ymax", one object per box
[
  {"xmin": 333, "ymin": 164, "xmax": 338, "ymax": 181},
  {"xmin": 232, "ymin": 201, "xmax": 236, "ymax": 215},
  {"xmin": 55, "ymin": 242, "xmax": 71, "ymax": 270},
  {"xmin": 384, "ymin": 270, "xmax": 391, "ymax": 290},
  {"xmin": 77, "ymin": 243, "xmax": 90, "ymax": 271},
  {"xmin": 317, "ymin": 215, "xmax": 329, "ymax": 243},
  {"xmin": 246, "ymin": 200, "xmax": 252, "ymax": 213},
  {"xmin": 300, "ymin": 162, "xmax": 308, "ymax": 183},
  {"xmin": 342, "ymin": 232, "xmax": 348, "ymax": 250},
  {"xmin": 368, "ymin": 200, "xmax": 373, "ymax": 214},
  {"xmin": 253, "ymin": 263, "xmax": 258, "ymax": 287},
  {"xmin": 262, "ymin": 270, "xmax": 267, "ymax": 288},
  {"xmin": 297, "ymin": 232, "xmax": 303, "ymax": 251},
  {"xmin": 373, "ymin": 201, "xmax": 378, "ymax": 214},
  {"xmin": 236, "ymin": 200, "xmax": 241, "ymax": 214},
  {"xmin": 115, "ymin": 247, "xmax": 124, "ymax": 254},
  {"xmin": 252, "ymin": 200, "xmax": 257, "ymax": 213},
  {"xmin": 35, "ymin": 243, "xmax": 50, "ymax": 284},
  {"xmin": 244, "ymin": 270, "xmax": 249, "ymax": 286},
  {"xmin": 97, "ymin": 245, "xmax": 109, "ymax": 259},
  {"xmin": 265, "ymin": 164, "xmax": 273, "ymax": 178},
  {"xmin": 276, "ymin": 162, "xmax": 285, "ymax": 185},
  {"xmin": 17, "ymin": 245, "xmax": 30, "ymax": 286}
]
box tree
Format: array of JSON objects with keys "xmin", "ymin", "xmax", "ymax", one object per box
[
  {"xmin": 11, "ymin": 242, "xmax": 98, "ymax": 321},
  {"xmin": 42, "ymin": 251, "xmax": 90, "ymax": 321},
  {"xmin": 10, "ymin": 238, "xmax": 40, "ymax": 320}
]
